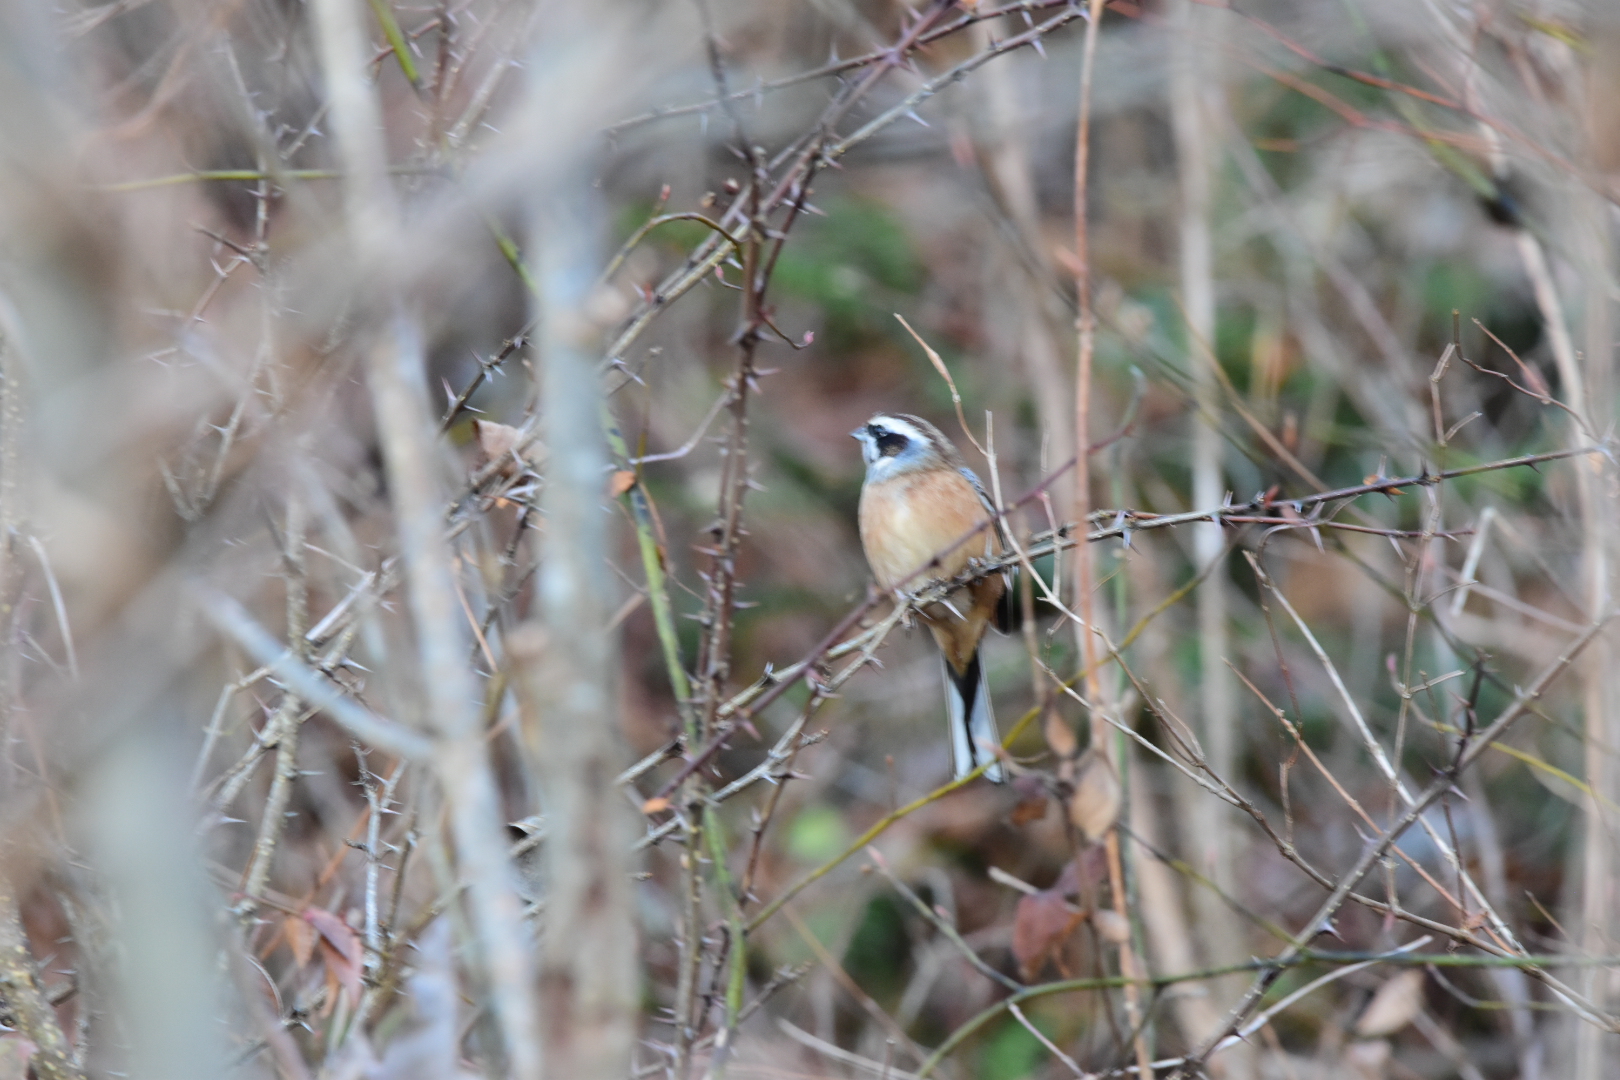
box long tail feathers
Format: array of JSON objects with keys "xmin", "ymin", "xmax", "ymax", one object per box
[{"xmin": 942, "ymin": 651, "xmax": 1004, "ymax": 782}]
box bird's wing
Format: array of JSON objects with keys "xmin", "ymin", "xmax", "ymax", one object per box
[{"xmin": 958, "ymin": 466, "xmax": 1012, "ymax": 554}]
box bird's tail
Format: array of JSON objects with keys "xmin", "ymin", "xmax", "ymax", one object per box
[{"xmin": 942, "ymin": 651, "xmax": 1004, "ymax": 782}]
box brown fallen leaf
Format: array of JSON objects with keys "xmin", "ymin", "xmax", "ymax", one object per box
[
  {"xmin": 471, "ymin": 420, "xmax": 541, "ymax": 478},
  {"xmin": 1068, "ymin": 750, "xmax": 1121, "ymax": 842},
  {"xmin": 473, "ymin": 419, "xmax": 522, "ymax": 458},
  {"xmin": 1354, "ymin": 969, "xmax": 1425, "ymax": 1037},
  {"xmin": 1007, "ymin": 773, "xmax": 1049, "ymax": 826},
  {"xmin": 1346, "ymin": 1038, "xmax": 1392, "ymax": 1080},
  {"xmin": 1068, "ymin": 845, "xmax": 1109, "ymax": 900},
  {"xmin": 1043, "ymin": 702, "xmax": 1079, "ymax": 760},
  {"xmin": 1011, "ymin": 887, "xmax": 1086, "ymax": 982},
  {"xmin": 1091, "ymin": 908, "xmax": 1132, "ymax": 945}
]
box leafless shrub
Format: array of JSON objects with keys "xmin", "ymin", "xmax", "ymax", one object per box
[{"xmin": 0, "ymin": 1, "xmax": 1616, "ymax": 1079}]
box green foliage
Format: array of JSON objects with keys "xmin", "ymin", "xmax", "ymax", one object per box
[
  {"xmin": 977, "ymin": 1015, "xmax": 1047, "ymax": 1080},
  {"xmin": 1213, "ymin": 303, "xmax": 1258, "ymax": 387},
  {"xmin": 769, "ymin": 198, "xmax": 924, "ymax": 348},
  {"xmin": 785, "ymin": 804, "xmax": 851, "ymax": 864},
  {"xmin": 841, "ymin": 895, "xmax": 910, "ymax": 1004}
]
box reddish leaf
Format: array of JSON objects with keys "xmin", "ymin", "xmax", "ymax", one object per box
[
  {"xmin": 1011, "ymin": 889, "xmax": 1086, "ymax": 982},
  {"xmin": 1008, "ymin": 774, "xmax": 1048, "ymax": 826},
  {"xmin": 1053, "ymin": 857, "xmax": 1083, "ymax": 898},
  {"xmin": 305, "ymin": 907, "xmax": 363, "ymax": 1009},
  {"xmin": 1070, "ymin": 845, "xmax": 1109, "ymax": 898},
  {"xmin": 1050, "ymin": 848, "xmax": 1109, "ymax": 900}
]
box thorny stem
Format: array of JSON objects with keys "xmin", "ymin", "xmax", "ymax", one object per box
[
  {"xmin": 240, "ymin": 492, "xmax": 309, "ymax": 905},
  {"xmin": 675, "ymin": 26, "xmax": 769, "ymax": 1068},
  {"xmin": 1180, "ymin": 610, "xmax": 1620, "ymax": 1075},
  {"xmin": 0, "ymin": 877, "xmax": 84, "ymax": 1080}
]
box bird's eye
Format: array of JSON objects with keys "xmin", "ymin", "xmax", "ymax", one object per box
[{"xmin": 875, "ymin": 430, "xmax": 908, "ymax": 457}]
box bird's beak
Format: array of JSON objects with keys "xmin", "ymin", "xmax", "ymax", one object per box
[{"xmin": 850, "ymin": 427, "xmax": 864, "ymax": 440}]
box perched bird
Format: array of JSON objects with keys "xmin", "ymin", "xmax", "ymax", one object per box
[{"xmin": 852, "ymin": 413, "xmax": 1007, "ymax": 782}]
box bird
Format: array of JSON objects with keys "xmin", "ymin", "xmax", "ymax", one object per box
[{"xmin": 852, "ymin": 413, "xmax": 1007, "ymax": 782}]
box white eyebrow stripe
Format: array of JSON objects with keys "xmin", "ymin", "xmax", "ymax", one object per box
[{"xmin": 870, "ymin": 415, "xmax": 927, "ymax": 443}]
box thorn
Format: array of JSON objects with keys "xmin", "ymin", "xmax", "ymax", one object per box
[
  {"xmin": 1030, "ymin": 35, "xmax": 1046, "ymax": 59},
  {"xmin": 907, "ymin": 109, "xmax": 930, "ymax": 128}
]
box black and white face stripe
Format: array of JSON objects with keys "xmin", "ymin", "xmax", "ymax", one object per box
[
  {"xmin": 852, "ymin": 415, "xmax": 932, "ymax": 478},
  {"xmin": 874, "ymin": 427, "xmax": 909, "ymax": 457}
]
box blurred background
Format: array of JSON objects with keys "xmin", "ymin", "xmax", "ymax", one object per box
[{"xmin": 0, "ymin": 0, "xmax": 1617, "ymax": 1077}]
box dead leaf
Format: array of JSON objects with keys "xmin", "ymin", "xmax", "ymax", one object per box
[
  {"xmin": 0, "ymin": 1037, "xmax": 37, "ymax": 1080},
  {"xmin": 1354, "ymin": 969, "xmax": 1425, "ymax": 1037},
  {"xmin": 305, "ymin": 906, "xmax": 363, "ymax": 1011},
  {"xmin": 1345, "ymin": 1038, "xmax": 1392, "ymax": 1080},
  {"xmin": 1011, "ymin": 888, "xmax": 1086, "ymax": 982},
  {"xmin": 473, "ymin": 419, "xmax": 522, "ymax": 459},
  {"xmin": 1043, "ymin": 703, "xmax": 1078, "ymax": 760},
  {"xmin": 1069, "ymin": 846, "xmax": 1109, "ymax": 899},
  {"xmin": 608, "ymin": 470, "xmax": 637, "ymax": 498},
  {"xmin": 1068, "ymin": 750, "xmax": 1121, "ymax": 842},
  {"xmin": 1008, "ymin": 774, "xmax": 1048, "ymax": 826},
  {"xmin": 471, "ymin": 420, "xmax": 539, "ymax": 477},
  {"xmin": 1092, "ymin": 908, "xmax": 1131, "ymax": 944},
  {"xmin": 285, "ymin": 913, "xmax": 317, "ymax": 968}
]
